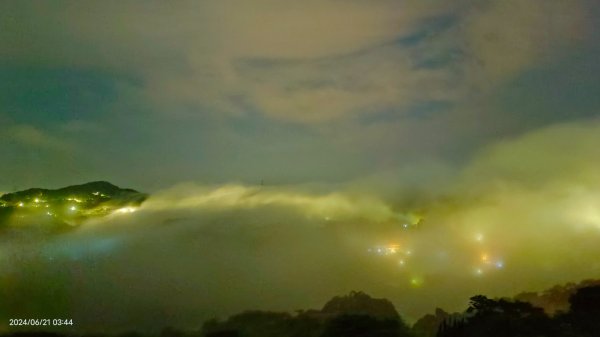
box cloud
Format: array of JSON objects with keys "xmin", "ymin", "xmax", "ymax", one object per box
[
  {"xmin": 139, "ymin": 183, "xmax": 417, "ymax": 225},
  {"xmin": 463, "ymin": 119, "xmax": 600, "ymax": 188},
  {"xmin": 461, "ymin": 0, "xmax": 587, "ymax": 86},
  {"xmin": 2, "ymin": 118, "xmax": 600, "ymax": 331},
  {"xmin": 1, "ymin": 124, "xmax": 74, "ymax": 153},
  {"xmin": 1, "ymin": 0, "xmax": 589, "ymax": 124}
]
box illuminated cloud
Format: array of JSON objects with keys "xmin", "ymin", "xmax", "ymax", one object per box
[
  {"xmin": 3, "ymin": 118, "xmax": 598, "ymax": 331},
  {"xmin": 142, "ymin": 183, "xmax": 414, "ymax": 224},
  {"xmin": 0, "ymin": 0, "xmax": 588, "ymax": 124},
  {"xmin": 0, "ymin": 0, "xmax": 596, "ymax": 190}
]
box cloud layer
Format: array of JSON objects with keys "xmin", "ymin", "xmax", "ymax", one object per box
[{"xmin": 2, "ymin": 118, "xmax": 600, "ymax": 332}]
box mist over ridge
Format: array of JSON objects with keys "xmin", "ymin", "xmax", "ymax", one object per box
[{"xmin": 1, "ymin": 119, "xmax": 599, "ymax": 332}]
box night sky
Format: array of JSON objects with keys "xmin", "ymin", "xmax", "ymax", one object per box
[{"xmin": 1, "ymin": 0, "xmax": 600, "ymax": 333}]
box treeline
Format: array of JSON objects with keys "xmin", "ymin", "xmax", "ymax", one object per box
[
  {"xmin": 437, "ymin": 285, "xmax": 600, "ymax": 337},
  {"xmin": 3, "ymin": 285, "xmax": 599, "ymax": 337}
]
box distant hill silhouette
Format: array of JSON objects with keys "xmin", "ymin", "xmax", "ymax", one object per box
[
  {"xmin": 0, "ymin": 181, "xmax": 147, "ymax": 231},
  {"xmin": 514, "ymin": 278, "xmax": 600, "ymax": 315}
]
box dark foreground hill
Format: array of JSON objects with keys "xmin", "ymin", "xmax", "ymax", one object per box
[
  {"xmin": 0, "ymin": 181, "xmax": 147, "ymax": 231},
  {"xmin": 2, "ymin": 285, "xmax": 600, "ymax": 337},
  {"xmin": 195, "ymin": 291, "xmax": 411, "ymax": 337},
  {"xmin": 412, "ymin": 278, "xmax": 600, "ymax": 337}
]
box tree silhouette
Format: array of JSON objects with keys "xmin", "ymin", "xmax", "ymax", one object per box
[
  {"xmin": 559, "ymin": 285, "xmax": 600, "ymax": 337},
  {"xmin": 438, "ymin": 295, "xmax": 558, "ymax": 337},
  {"xmin": 321, "ymin": 314, "xmax": 411, "ymax": 337}
]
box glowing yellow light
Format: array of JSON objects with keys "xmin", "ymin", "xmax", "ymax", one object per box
[
  {"xmin": 480, "ymin": 253, "xmax": 489, "ymax": 262},
  {"xmin": 70, "ymin": 206, "xmax": 77, "ymax": 211},
  {"xmin": 34, "ymin": 198, "xmax": 40, "ymax": 203},
  {"xmin": 475, "ymin": 268, "xmax": 484, "ymax": 276},
  {"xmin": 399, "ymin": 259, "xmax": 405, "ymax": 266},
  {"xmin": 410, "ymin": 277, "xmax": 423, "ymax": 287},
  {"xmin": 475, "ymin": 233, "xmax": 484, "ymax": 242},
  {"xmin": 387, "ymin": 244, "xmax": 400, "ymax": 254},
  {"xmin": 115, "ymin": 207, "xmax": 137, "ymax": 214},
  {"xmin": 18, "ymin": 202, "xmax": 24, "ymax": 207}
]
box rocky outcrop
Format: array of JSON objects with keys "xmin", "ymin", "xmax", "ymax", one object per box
[
  {"xmin": 320, "ymin": 291, "xmax": 400, "ymax": 320},
  {"xmin": 412, "ymin": 308, "xmax": 450, "ymax": 337}
]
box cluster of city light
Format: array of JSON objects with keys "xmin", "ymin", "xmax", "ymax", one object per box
[
  {"xmin": 368, "ymin": 244, "xmax": 404, "ymax": 256},
  {"xmin": 5, "ymin": 194, "xmax": 140, "ymax": 220},
  {"xmin": 367, "ymin": 242, "xmax": 422, "ymax": 287},
  {"xmin": 471, "ymin": 232, "xmax": 505, "ymax": 277},
  {"xmin": 12, "ymin": 198, "xmax": 49, "ymax": 208},
  {"xmin": 367, "ymin": 243, "xmax": 418, "ymax": 287},
  {"xmin": 9, "ymin": 193, "xmax": 114, "ymax": 211},
  {"xmin": 364, "ymin": 229, "xmax": 509, "ymax": 288}
]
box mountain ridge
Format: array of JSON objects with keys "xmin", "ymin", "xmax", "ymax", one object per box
[{"xmin": 0, "ymin": 181, "xmax": 147, "ymax": 230}]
